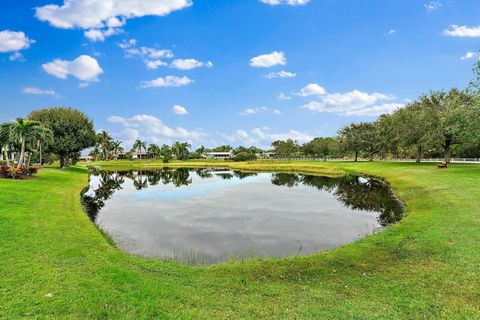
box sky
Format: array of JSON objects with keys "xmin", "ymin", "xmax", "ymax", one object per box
[{"xmin": 1, "ymin": 0, "xmax": 479, "ymax": 149}]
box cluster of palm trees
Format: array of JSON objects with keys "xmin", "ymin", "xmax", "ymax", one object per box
[
  {"xmin": 0, "ymin": 118, "xmax": 53, "ymax": 168},
  {"xmin": 89, "ymin": 132, "xmax": 192, "ymax": 162},
  {"xmin": 89, "ymin": 131, "xmax": 125, "ymax": 161}
]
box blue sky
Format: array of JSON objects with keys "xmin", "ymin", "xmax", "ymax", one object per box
[{"xmin": 1, "ymin": 0, "xmax": 479, "ymax": 149}]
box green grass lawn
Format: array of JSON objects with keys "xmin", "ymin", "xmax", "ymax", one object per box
[{"xmin": 1, "ymin": 161, "xmax": 479, "ymax": 319}]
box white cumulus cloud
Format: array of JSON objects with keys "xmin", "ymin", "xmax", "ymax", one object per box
[
  {"xmin": 140, "ymin": 75, "xmax": 194, "ymax": 88},
  {"xmin": 170, "ymin": 59, "xmax": 213, "ymax": 70},
  {"xmin": 9, "ymin": 52, "xmax": 25, "ymax": 62},
  {"xmin": 108, "ymin": 114, "xmax": 205, "ymax": 148},
  {"xmin": 277, "ymin": 92, "xmax": 292, "ymax": 100},
  {"xmin": 250, "ymin": 51, "xmax": 286, "ymax": 68},
  {"xmin": 303, "ymin": 89, "xmax": 400, "ymax": 116},
  {"xmin": 443, "ymin": 25, "xmax": 480, "ymax": 37},
  {"xmin": 0, "ymin": 30, "xmax": 35, "ymax": 53},
  {"xmin": 260, "ymin": 0, "xmax": 310, "ymax": 6},
  {"xmin": 461, "ymin": 51, "xmax": 478, "ymax": 60},
  {"xmin": 265, "ymin": 70, "xmax": 296, "ymax": 79},
  {"xmin": 35, "ymin": 0, "xmax": 192, "ymax": 41},
  {"xmin": 222, "ymin": 127, "xmax": 312, "ymax": 149},
  {"xmin": 299, "ymin": 83, "xmax": 327, "ymax": 96},
  {"xmin": 172, "ymin": 105, "xmax": 189, "ymax": 115},
  {"xmin": 42, "ymin": 55, "xmax": 103, "ymax": 82}
]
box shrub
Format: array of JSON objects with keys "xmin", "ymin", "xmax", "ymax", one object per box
[
  {"xmin": 0, "ymin": 166, "xmax": 39, "ymax": 179},
  {"xmin": 232, "ymin": 152, "xmax": 256, "ymax": 162}
]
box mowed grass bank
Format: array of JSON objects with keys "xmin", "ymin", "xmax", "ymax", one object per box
[{"xmin": 1, "ymin": 161, "xmax": 479, "ymax": 319}]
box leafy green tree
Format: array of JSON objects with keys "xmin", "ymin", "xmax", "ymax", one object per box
[
  {"xmin": 377, "ymin": 113, "xmax": 401, "ymax": 160},
  {"xmin": 358, "ymin": 122, "xmax": 381, "ymax": 161},
  {"xmin": 28, "ymin": 108, "xmax": 97, "ymax": 168},
  {"xmin": 160, "ymin": 144, "xmax": 173, "ymax": 163},
  {"xmin": 338, "ymin": 123, "xmax": 364, "ymax": 161},
  {"xmin": 303, "ymin": 137, "xmax": 339, "ymax": 161},
  {"xmin": 191, "ymin": 145, "xmax": 208, "ymax": 159},
  {"xmin": 271, "ymin": 139, "xmax": 300, "ymax": 158},
  {"xmin": 212, "ymin": 145, "xmax": 233, "ymax": 152},
  {"xmin": 419, "ymin": 89, "xmax": 480, "ymax": 163}
]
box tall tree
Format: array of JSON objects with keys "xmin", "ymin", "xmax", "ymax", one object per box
[
  {"xmin": 271, "ymin": 139, "xmax": 299, "ymax": 158},
  {"xmin": 29, "ymin": 108, "xmax": 97, "ymax": 168},
  {"xmin": 172, "ymin": 141, "xmax": 191, "ymax": 160},
  {"xmin": 110, "ymin": 140, "xmax": 124, "ymax": 158},
  {"xmin": 303, "ymin": 137, "xmax": 339, "ymax": 161},
  {"xmin": 132, "ymin": 140, "xmax": 147, "ymax": 154},
  {"xmin": 147, "ymin": 144, "xmax": 161, "ymax": 159},
  {"xmin": 420, "ymin": 89, "xmax": 480, "ymax": 163},
  {"xmin": 97, "ymin": 131, "xmax": 112, "ymax": 160},
  {"xmin": 357, "ymin": 122, "xmax": 381, "ymax": 161},
  {"xmin": 0, "ymin": 123, "xmax": 13, "ymax": 166},
  {"xmin": 9, "ymin": 118, "xmax": 46, "ymax": 168},
  {"xmin": 338, "ymin": 123, "xmax": 364, "ymax": 162},
  {"xmin": 160, "ymin": 144, "xmax": 172, "ymax": 163}
]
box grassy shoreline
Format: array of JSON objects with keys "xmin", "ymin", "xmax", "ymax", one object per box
[{"xmin": 1, "ymin": 161, "xmax": 479, "ymax": 319}]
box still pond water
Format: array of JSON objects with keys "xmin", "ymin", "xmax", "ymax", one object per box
[{"xmin": 82, "ymin": 168, "xmax": 403, "ymax": 264}]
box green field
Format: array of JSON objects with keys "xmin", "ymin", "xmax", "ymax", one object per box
[{"xmin": 1, "ymin": 161, "xmax": 479, "ymax": 319}]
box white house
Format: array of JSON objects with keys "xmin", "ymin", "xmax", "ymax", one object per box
[
  {"xmin": 79, "ymin": 155, "xmax": 94, "ymax": 162},
  {"xmin": 114, "ymin": 152, "xmax": 148, "ymax": 160},
  {"xmin": 202, "ymin": 152, "xmax": 233, "ymax": 159}
]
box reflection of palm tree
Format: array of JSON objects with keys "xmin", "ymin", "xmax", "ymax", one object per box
[
  {"xmin": 160, "ymin": 169, "xmax": 173, "ymax": 185},
  {"xmin": 81, "ymin": 171, "xmax": 125, "ymax": 222},
  {"xmin": 172, "ymin": 168, "xmax": 192, "ymax": 187},
  {"xmin": 147, "ymin": 170, "xmax": 162, "ymax": 185},
  {"xmin": 133, "ymin": 172, "xmax": 149, "ymax": 190}
]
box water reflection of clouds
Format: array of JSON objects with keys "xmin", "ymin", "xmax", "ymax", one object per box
[
  {"xmin": 83, "ymin": 168, "xmax": 404, "ymax": 264},
  {"xmin": 120, "ymin": 174, "xmax": 266, "ymax": 201}
]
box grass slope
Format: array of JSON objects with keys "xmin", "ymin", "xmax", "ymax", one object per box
[{"xmin": 1, "ymin": 161, "xmax": 479, "ymax": 319}]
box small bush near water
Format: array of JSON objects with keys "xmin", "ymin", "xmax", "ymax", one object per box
[{"xmin": 0, "ymin": 165, "xmax": 39, "ymax": 179}]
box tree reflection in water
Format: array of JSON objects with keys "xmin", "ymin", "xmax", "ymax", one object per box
[
  {"xmin": 271, "ymin": 173, "xmax": 404, "ymax": 226},
  {"xmin": 82, "ymin": 169, "xmax": 403, "ymax": 227}
]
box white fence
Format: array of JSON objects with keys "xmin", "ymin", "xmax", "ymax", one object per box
[{"xmin": 271, "ymin": 158, "xmax": 480, "ymax": 163}]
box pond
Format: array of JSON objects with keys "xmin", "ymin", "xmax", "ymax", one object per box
[{"xmin": 82, "ymin": 168, "xmax": 404, "ymax": 264}]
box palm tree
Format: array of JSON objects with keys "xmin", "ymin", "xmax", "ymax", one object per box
[
  {"xmin": 97, "ymin": 131, "xmax": 113, "ymax": 160},
  {"xmin": 9, "ymin": 118, "xmax": 45, "ymax": 168},
  {"xmin": 132, "ymin": 139, "xmax": 147, "ymax": 158},
  {"xmin": 110, "ymin": 140, "xmax": 124, "ymax": 159},
  {"xmin": 172, "ymin": 141, "xmax": 191, "ymax": 160},
  {"xmin": 0, "ymin": 123, "xmax": 13, "ymax": 166},
  {"xmin": 160, "ymin": 144, "xmax": 172, "ymax": 163},
  {"xmin": 33, "ymin": 125, "xmax": 53, "ymax": 166},
  {"xmin": 147, "ymin": 144, "xmax": 161, "ymax": 159}
]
